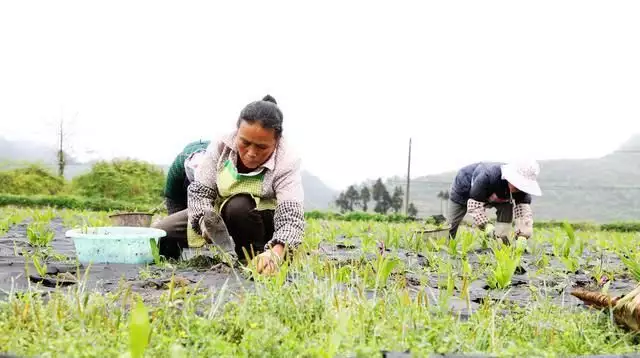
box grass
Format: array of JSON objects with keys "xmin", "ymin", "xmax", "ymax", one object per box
[{"xmin": 1, "ymin": 208, "xmax": 640, "ymax": 356}]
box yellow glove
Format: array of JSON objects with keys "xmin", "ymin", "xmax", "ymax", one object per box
[{"xmin": 253, "ymin": 249, "xmax": 282, "ymax": 275}]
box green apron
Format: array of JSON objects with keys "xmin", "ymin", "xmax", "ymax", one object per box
[{"xmin": 187, "ymin": 159, "xmax": 277, "ymax": 248}]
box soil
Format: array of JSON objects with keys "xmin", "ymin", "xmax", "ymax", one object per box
[
  {"xmin": 316, "ymin": 236, "xmax": 639, "ymax": 314},
  {"xmin": 1, "ymin": 219, "xmax": 640, "ymax": 358},
  {"xmin": 0, "ymin": 218, "xmax": 250, "ymax": 304},
  {"xmin": 3, "ymin": 220, "xmax": 636, "ymax": 312}
]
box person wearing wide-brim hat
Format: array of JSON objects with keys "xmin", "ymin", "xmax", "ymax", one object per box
[{"xmin": 446, "ymin": 160, "xmax": 542, "ymax": 241}]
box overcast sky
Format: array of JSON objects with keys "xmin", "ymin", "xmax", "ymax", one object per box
[{"xmin": 1, "ymin": 1, "xmax": 639, "ymax": 190}]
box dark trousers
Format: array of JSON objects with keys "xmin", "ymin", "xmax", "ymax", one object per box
[
  {"xmin": 165, "ymin": 197, "xmax": 187, "ymax": 216},
  {"xmin": 446, "ymin": 199, "xmax": 513, "ymax": 239},
  {"xmin": 151, "ymin": 194, "xmax": 275, "ymax": 260}
]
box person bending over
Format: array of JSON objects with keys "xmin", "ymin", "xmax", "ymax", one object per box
[
  {"xmin": 152, "ymin": 95, "xmax": 305, "ymax": 276},
  {"xmin": 446, "ymin": 160, "xmax": 542, "ymax": 241}
]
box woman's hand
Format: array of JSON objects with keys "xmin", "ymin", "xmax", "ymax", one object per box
[{"xmin": 254, "ymin": 244, "xmax": 284, "ymax": 275}]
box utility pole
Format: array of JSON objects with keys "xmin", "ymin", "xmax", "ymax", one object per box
[
  {"xmin": 57, "ymin": 116, "xmax": 65, "ymax": 177},
  {"xmin": 404, "ymin": 137, "xmax": 412, "ymax": 215}
]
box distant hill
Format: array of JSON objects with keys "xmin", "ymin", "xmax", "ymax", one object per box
[
  {"xmin": 403, "ymin": 134, "xmax": 640, "ymax": 223},
  {"xmin": 0, "ymin": 138, "xmax": 337, "ymax": 210},
  {"xmin": 0, "ymin": 137, "xmax": 78, "ymax": 165}
]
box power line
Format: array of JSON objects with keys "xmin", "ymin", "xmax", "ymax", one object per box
[{"xmin": 404, "ymin": 138, "xmax": 411, "ymax": 215}]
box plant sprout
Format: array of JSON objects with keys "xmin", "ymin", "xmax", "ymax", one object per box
[{"xmin": 487, "ymin": 238, "xmax": 525, "ymax": 290}]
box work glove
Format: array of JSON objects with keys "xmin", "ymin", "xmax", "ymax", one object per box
[
  {"xmin": 484, "ymin": 223, "xmax": 495, "ymax": 237},
  {"xmin": 199, "ymin": 210, "xmax": 238, "ymax": 263},
  {"xmin": 253, "ymin": 249, "xmax": 282, "ymax": 276}
]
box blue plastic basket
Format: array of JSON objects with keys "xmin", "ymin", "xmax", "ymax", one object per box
[{"xmin": 66, "ymin": 226, "xmax": 167, "ymax": 264}]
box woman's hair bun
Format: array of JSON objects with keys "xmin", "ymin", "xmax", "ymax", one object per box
[{"xmin": 262, "ymin": 94, "xmax": 277, "ymax": 105}]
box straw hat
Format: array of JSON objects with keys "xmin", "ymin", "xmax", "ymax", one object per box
[{"xmin": 501, "ymin": 160, "xmax": 542, "ymax": 196}]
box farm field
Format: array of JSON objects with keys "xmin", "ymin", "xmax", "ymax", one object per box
[{"xmin": 1, "ymin": 207, "xmax": 640, "ymax": 357}]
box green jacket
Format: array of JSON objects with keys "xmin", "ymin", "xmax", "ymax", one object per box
[{"xmin": 164, "ymin": 140, "xmax": 211, "ymax": 210}]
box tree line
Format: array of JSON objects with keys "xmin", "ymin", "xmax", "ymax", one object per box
[{"xmin": 334, "ymin": 178, "xmax": 419, "ymax": 217}]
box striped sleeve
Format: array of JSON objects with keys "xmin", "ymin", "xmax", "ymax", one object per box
[
  {"xmin": 187, "ymin": 141, "xmax": 222, "ymax": 235},
  {"xmin": 266, "ymin": 157, "xmax": 305, "ymax": 252}
]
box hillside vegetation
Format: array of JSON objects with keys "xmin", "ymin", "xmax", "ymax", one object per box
[
  {"xmin": 0, "ymin": 160, "xmax": 165, "ymax": 207},
  {"xmin": 0, "ymin": 137, "xmax": 338, "ymax": 210},
  {"xmin": 0, "ymin": 165, "xmax": 66, "ymax": 196},
  {"xmin": 70, "ymin": 159, "xmax": 165, "ymax": 205}
]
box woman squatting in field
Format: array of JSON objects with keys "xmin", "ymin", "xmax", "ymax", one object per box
[
  {"xmin": 152, "ymin": 95, "xmax": 305, "ymax": 275},
  {"xmin": 446, "ymin": 160, "xmax": 542, "ymax": 241}
]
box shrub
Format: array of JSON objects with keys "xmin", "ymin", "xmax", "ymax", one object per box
[
  {"xmin": 304, "ymin": 210, "xmax": 417, "ymax": 223},
  {"xmin": 601, "ymin": 222, "xmax": 640, "ymax": 232},
  {"xmin": 0, "ymin": 193, "xmax": 154, "ymax": 212},
  {"xmin": 71, "ymin": 159, "xmax": 165, "ymax": 205},
  {"xmin": 533, "ymin": 220, "xmax": 600, "ymax": 231},
  {"xmin": 0, "ymin": 165, "xmax": 66, "ymax": 195}
]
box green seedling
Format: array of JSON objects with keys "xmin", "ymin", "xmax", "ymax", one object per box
[
  {"xmin": 5, "ymin": 212, "xmax": 640, "ymax": 356},
  {"xmin": 425, "ymin": 235, "xmax": 447, "ymax": 253},
  {"xmin": 385, "ymin": 226, "xmax": 400, "ymax": 249},
  {"xmin": 374, "ymin": 254, "xmax": 400, "ymax": 290},
  {"xmin": 32, "ymin": 255, "xmax": 48, "ymax": 277},
  {"xmin": 127, "ymin": 299, "xmax": 151, "ymax": 358},
  {"xmin": 436, "ymin": 260, "xmax": 456, "ymax": 309},
  {"xmin": 526, "ymin": 234, "xmax": 545, "ymax": 267},
  {"xmin": 619, "ymin": 251, "xmax": 640, "ymax": 282},
  {"xmin": 447, "ymin": 236, "xmax": 459, "ymax": 258},
  {"xmin": 550, "ymin": 221, "xmax": 583, "ymax": 273},
  {"xmin": 460, "ymin": 258, "xmax": 472, "ymax": 300},
  {"xmin": 560, "ymin": 256, "xmax": 580, "ymax": 273},
  {"xmin": 0, "ymin": 219, "xmax": 9, "ymax": 236},
  {"xmin": 27, "ymin": 221, "xmax": 55, "ymax": 247},
  {"xmin": 487, "ymin": 238, "xmax": 525, "ymax": 289},
  {"xmin": 360, "ymin": 233, "xmax": 378, "ymax": 254},
  {"xmin": 149, "ymin": 239, "xmax": 162, "ymax": 266},
  {"xmin": 459, "ymin": 232, "xmax": 476, "ymax": 257},
  {"xmin": 336, "ymin": 265, "xmax": 354, "ymax": 284},
  {"xmin": 32, "ymin": 207, "xmax": 56, "ymax": 223}
]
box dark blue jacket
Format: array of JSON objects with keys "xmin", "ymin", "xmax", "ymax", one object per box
[{"xmin": 449, "ymin": 162, "xmax": 532, "ymax": 206}]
